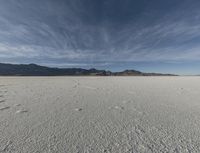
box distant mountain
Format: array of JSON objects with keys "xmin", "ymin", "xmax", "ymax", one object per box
[
  {"xmin": 113, "ymin": 70, "xmax": 143, "ymax": 76},
  {"xmin": 0, "ymin": 63, "xmax": 177, "ymax": 76}
]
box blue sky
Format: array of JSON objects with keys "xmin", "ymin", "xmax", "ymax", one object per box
[{"xmin": 0, "ymin": 0, "xmax": 200, "ymax": 75}]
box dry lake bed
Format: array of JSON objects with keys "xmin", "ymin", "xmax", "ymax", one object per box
[{"xmin": 0, "ymin": 77, "xmax": 200, "ymax": 153}]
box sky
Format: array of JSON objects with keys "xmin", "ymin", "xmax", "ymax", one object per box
[{"xmin": 0, "ymin": 0, "xmax": 200, "ymax": 75}]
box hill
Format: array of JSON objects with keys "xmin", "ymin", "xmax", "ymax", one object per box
[{"xmin": 0, "ymin": 63, "xmax": 176, "ymax": 76}]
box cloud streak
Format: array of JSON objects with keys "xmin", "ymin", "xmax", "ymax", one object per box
[{"xmin": 0, "ymin": 0, "xmax": 200, "ymax": 70}]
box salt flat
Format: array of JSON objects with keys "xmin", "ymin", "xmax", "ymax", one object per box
[{"xmin": 0, "ymin": 77, "xmax": 200, "ymax": 153}]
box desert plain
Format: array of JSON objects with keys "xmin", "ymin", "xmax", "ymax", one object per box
[{"xmin": 0, "ymin": 77, "xmax": 200, "ymax": 153}]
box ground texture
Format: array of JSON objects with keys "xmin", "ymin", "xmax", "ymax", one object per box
[{"xmin": 0, "ymin": 77, "xmax": 200, "ymax": 153}]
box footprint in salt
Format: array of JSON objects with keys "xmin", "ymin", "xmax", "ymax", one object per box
[
  {"xmin": 0, "ymin": 100, "xmax": 5, "ymax": 103},
  {"xmin": 14, "ymin": 104, "xmax": 21, "ymax": 107},
  {"xmin": 122, "ymin": 100, "xmax": 132, "ymax": 104},
  {"xmin": 16, "ymin": 110, "xmax": 28, "ymax": 114},
  {"xmin": 108, "ymin": 105, "xmax": 124, "ymax": 111},
  {"xmin": 75, "ymin": 108, "xmax": 83, "ymax": 111},
  {"xmin": 73, "ymin": 84, "xmax": 78, "ymax": 88},
  {"xmin": 114, "ymin": 106, "xmax": 124, "ymax": 110},
  {"xmin": 0, "ymin": 106, "xmax": 10, "ymax": 111}
]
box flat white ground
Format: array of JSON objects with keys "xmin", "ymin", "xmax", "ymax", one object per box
[{"xmin": 0, "ymin": 77, "xmax": 200, "ymax": 153}]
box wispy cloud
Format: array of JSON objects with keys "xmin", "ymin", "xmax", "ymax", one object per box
[{"xmin": 0, "ymin": 0, "xmax": 200, "ymax": 69}]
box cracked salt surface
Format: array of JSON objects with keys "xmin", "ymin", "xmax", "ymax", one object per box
[{"xmin": 0, "ymin": 76, "xmax": 200, "ymax": 152}]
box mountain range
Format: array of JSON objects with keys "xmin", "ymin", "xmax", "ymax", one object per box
[{"xmin": 0, "ymin": 63, "xmax": 176, "ymax": 76}]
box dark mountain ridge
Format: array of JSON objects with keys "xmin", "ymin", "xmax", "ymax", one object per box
[{"xmin": 0, "ymin": 63, "xmax": 177, "ymax": 76}]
